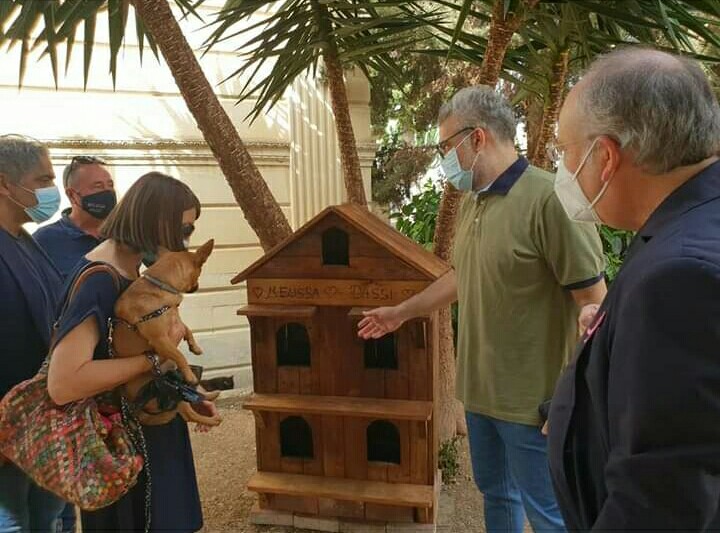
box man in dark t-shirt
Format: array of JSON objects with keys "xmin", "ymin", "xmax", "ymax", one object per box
[{"xmin": 35, "ymin": 155, "xmax": 115, "ymax": 279}]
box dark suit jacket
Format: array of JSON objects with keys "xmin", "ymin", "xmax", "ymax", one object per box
[
  {"xmin": 0, "ymin": 228, "xmax": 62, "ymax": 397},
  {"xmin": 549, "ymin": 160, "xmax": 720, "ymax": 531}
]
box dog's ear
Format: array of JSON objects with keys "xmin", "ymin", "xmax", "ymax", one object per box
[{"xmin": 194, "ymin": 239, "xmax": 214, "ymax": 266}]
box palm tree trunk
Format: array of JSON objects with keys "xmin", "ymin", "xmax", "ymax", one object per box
[
  {"xmin": 312, "ymin": 0, "xmax": 367, "ymax": 206},
  {"xmin": 324, "ymin": 52, "xmax": 368, "ymax": 206},
  {"xmin": 529, "ymin": 48, "xmax": 570, "ymax": 169},
  {"xmin": 131, "ymin": 0, "xmax": 292, "ymax": 250},
  {"xmin": 434, "ymin": 0, "xmax": 539, "ymax": 443},
  {"xmin": 525, "ymin": 94, "xmax": 544, "ymax": 159}
]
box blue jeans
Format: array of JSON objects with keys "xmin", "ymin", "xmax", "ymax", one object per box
[
  {"xmin": 0, "ymin": 462, "xmax": 65, "ymax": 533},
  {"xmin": 466, "ymin": 411, "xmax": 565, "ymax": 533}
]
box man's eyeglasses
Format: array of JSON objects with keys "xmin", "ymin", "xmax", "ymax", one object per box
[
  {"xmin": 63, "ymin": 155, "xmax": 107, "ymax": 187},
  {"xmin": 434, "ymin": 127, "xmax": 475, "ymax": 157},
  {"xmin": 546, "ymin": 138, "xmax": 599, "ymax": 165}
]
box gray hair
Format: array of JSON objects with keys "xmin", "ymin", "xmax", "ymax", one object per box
[
  {"xmin": 0, "ymin": 134, "xmax": 49, "ymax": 185},
  {"xmin": 579, "ymin": 47, "xmax": 720, "ymax": 174},
  {"xmin": 438, "ymin": 86, "xmax": 516, "ymax": 143}
]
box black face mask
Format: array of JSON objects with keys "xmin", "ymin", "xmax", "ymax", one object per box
[{"xmin": 80, "ymin": 190, "xmax": 117, "ymax": 219}]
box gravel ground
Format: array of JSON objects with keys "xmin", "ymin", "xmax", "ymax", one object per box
[{"xmin": 192, "ymin": 398, "xmax": 531, "ymax": 533}]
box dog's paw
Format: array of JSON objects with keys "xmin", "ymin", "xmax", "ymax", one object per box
[
  {"xmin": 203, "ymin": 390, "xmax": 221, "ymax": 402},
  {"xmin": 189, "ymin": 344, "xmax": 203, "ymax": 355}
]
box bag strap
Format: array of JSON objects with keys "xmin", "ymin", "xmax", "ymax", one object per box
[{"xmin": 48, "ymin": 262, "xmax": 122, "ymax": 353}]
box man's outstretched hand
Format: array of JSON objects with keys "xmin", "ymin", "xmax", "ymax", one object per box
[{"xmin": 357, "ymin": 307, "xmax": 405, "ymax": 339}]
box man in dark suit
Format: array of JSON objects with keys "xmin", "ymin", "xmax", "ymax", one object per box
[
  {"xmin": 548, "ymin": 47, "xmax": 720, "ymax": 531},
  {"xmin": 0, "ymin": 135, "xmax": 65, "ymax": 532}
]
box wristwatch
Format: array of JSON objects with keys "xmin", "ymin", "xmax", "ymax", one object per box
[{"xmin": 143, "ymin": 351, "xmax": 162, "ymax": 377}]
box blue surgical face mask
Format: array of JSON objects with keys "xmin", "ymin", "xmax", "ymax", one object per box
[
  {"xmin": 439, "ymin": 131, "xmax": 481, "ymax": 192},
  {"xmin": 10, "ymin": 184, "xmax": 61, "ymax": 223}
]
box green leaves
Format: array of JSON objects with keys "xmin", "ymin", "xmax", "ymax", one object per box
[
  {"xmin": 599, "ymin": 226, "xmax": 634, "ymax": 281},
  {"xmin": 203, "ymin": 0, "xmax": 441, "ymax": 122},
  {"xmin": 389, "ymin": 180, "xmax": 442, "ymax": 250},
  {"xmin": 0, "ymin": 0, "xmax": 200, "ymax": 89}
]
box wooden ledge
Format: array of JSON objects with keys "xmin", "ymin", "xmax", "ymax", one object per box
[
  {"xmin": 248, "ymin": 472, "xmax": 434, "ymax": 508},
  {"xmin": 237, "ymin": 304, "xmax": 317, "ymax": 318},
  {"xmin": 243, "ymin": 393, "xmax": 433, "ymax": 421}
]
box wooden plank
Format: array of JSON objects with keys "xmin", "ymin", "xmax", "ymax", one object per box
[
  {"xmin": 250, "ymin": 317, "xmax": 277, "ymax": 394},
  {"xmin": 367, "ymin": 462, "xmax": 388, "ymax": 483},
  {"xmin": 299, "ymin": 366, "xmax": 315, "ymax": 395},
  {"xmin": 250, "ymin": 254, "xmax": 429, "ymax": 281},
  {"xmin": 388, "ymin": 420, "xmax": 412, "ymax": 484},
  {"xmin": 247, "ymin": 278, "xmax": 430, "ymax": 307},
  {"xmin": 341, "ymin": 313, "xmax": 365, "ymax": 397},
  {"xmin": 429, "ymin": 313, "xmax": 440, "ymax": 486},
  {"xmin": 408, "ymin": 322, "xmax": 430, "ymax": 401},
  {"xmin": 280, "ymin": 457, "xmax": 304, "ymax": 474},
  {"xmin": 303, "ymin": 415, "xmax": 324, "ymax": 476},
  {"xmin": 258, "ymin": 494, "xmax": 271, "ymax": 509},
  {"xmin": 237, "ymin": 304, "xmax": 317, "ymax": 318},
  {"xmin": 364, "ymin": 504, "xmax": 415, "ymax": 523},
  {"xmin": 321, "ymin": 416, "xmax": 345, "ymax": 478},
  {"xmin": 254, "ymin": 417, "xmax": 264, "ymax": 471},
  {"xmin": 344, "ymin": 418, "xmax": 368, "ymax": 481},
  {"xmin": 267, "ymin": 494, "xmax": 319, "ymax": 515},
  {"xmin": 410, "ymin": 421, "xmax": 430, "ymax": 485},
  {"xmin": 243, "ymin": 394, "xmax": 433, "ymax": 421},
  {"xmin": 259, "ymin": 413, "xmax": 281, "ymax": 472},
  {"xmin": 361, "ymin": 368, "xmax": 385, "ymax": 398},
  {"xmin": 385, "ymin": 330, "xmax": 410, "ymax": 400},
  {"xmin": 317, "ymin": 498, "xmax": 365, "ymax": 520},
  {"xmin": 247, "ymin": 472, "xmax": 434, "ymax": 508},
  {"xmin": 316, "ymin": 307, "xmax": 343, "ymax": 396},
  {"xmin": 277, "ymin": 367, "xmax": 300, "ymax": 394},
  {"xmin": 417, "ymin": 469, "xmax": 441, "ymax": 524},
  {"xmin": 302, "ymin": 321, "xmax": 322, "ymax": 395}
]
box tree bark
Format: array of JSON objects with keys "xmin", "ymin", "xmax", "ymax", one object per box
[
  {"xmin": 525, "ymin": 94, "xmax": 544, "ymax": 159},
  {"xmin": 324, "ymin": 53, "xmax": 368, "ymax": 206},
  {"xmin": 131, "ymin": 0, "xmax": 292, "ymax": 250},
  {"xmin": 311, "ymin": 0, "xmax": 367, "ymax": 206},
  {"xmin": 433, "ymin": 0, "xmax": 540, "ymax": 443},
  {"xmin": 529, "ymin": 48, "xmax": 570, "ymax": 170}
]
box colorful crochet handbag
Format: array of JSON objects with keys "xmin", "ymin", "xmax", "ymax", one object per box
[{"xmin": 0, "ymin": 263, "xmax": 144, "ymax": 510}]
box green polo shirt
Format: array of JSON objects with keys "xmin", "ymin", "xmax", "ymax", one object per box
[{"xmin": 452, "ymin": 158, "xmax": 604, "ymax": 425}]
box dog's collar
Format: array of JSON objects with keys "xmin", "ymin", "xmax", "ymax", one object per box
[{"xmin": 142, "ymin": 274, "xmax": 182, "ymax": 296}]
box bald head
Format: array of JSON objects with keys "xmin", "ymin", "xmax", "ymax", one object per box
[{"xmin": 569, "ymin": 47, "xmax": 720, "ymax": 173}]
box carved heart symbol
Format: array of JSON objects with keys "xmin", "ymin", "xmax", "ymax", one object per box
[
  {"xmin": 252, "ymin": 287, "xmax": 264, "ymax": 298},
  {"xmin": 401, "ymin": 289, "xmax": 416, "ymax": 298},
  {"xmin": 324, "ymin": 286, "xmax": 338, "ymax": 297}
]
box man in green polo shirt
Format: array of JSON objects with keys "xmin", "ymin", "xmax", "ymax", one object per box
[{"xmin": 358, "ymin": 86, "xmax": 606, "ymax": 533}]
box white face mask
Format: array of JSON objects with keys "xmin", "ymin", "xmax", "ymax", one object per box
[{"xmin": 554, "ymin": 138, "xmax": 610, "ymax": 224}]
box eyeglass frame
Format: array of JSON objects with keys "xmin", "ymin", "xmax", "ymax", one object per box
[
  {"xmin": 545, "ymin": 134, "xmax": 619, "ymax": 166},
  {"xmin": 62, "ymin": 155, "xmax": 107, "ymax": 188},
  {"xmin": 434, "ymin": 127, "xmax": 478, "ymax": 157}
]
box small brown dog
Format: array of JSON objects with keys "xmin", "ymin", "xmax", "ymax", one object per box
[{"xmin": 112, "ymin": 239, "xmax": 221, "ymax": 427}]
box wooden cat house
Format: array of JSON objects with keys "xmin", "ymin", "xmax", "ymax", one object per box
[{"xmin": 232, "ymin": 204, "xmax": 450, "ymax": 528}]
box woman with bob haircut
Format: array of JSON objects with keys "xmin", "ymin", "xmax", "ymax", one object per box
[{"xmin": 47, "ymin": 172, "xmax": 215, "ymax": 532}]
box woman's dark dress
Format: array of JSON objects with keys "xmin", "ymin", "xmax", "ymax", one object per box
[{"xmin": 54, "ymin": 260, "xmax": 203, "ymax": 532}]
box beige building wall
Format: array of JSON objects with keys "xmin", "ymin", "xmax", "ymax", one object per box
[{"xmin": 0, "ymin": 1, "xmax": 375, "ymax": 391}]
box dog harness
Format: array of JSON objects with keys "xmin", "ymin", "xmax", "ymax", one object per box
[{"xmin": 116, "ymin": 273, "xmax": 181, "ymax": 331}]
